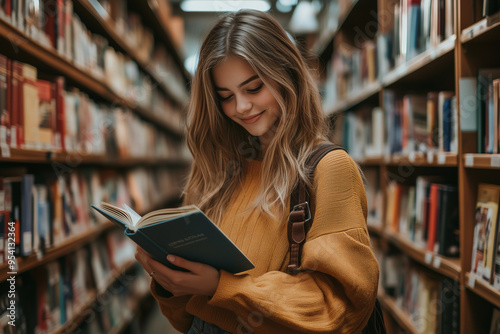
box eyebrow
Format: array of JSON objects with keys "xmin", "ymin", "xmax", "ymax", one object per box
[{"xmin": 215, "ymin": 75, "xmax": 259, "ymax": 91}]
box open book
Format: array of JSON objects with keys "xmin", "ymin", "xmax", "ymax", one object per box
[{"xmin": 91, "ymin": 202, "xmax": 254, "ymax": 274}]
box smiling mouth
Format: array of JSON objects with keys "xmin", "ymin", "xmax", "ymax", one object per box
[{"xmin": 242, "ymin": 111, "xmax": 265, "ymax": 124}]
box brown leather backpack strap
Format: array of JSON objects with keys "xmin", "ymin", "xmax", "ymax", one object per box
[{"xmin": 286, "ymin": 142, "xmax": 345, "ymax": 274}]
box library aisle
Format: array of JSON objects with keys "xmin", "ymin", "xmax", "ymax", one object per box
[{"xmin": 1, "ymin": 0, "xmax": 500, "ymax": 333}]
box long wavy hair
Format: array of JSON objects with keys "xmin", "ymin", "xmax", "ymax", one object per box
[{"xmin": 183, "ymin": 10, "xmax": 330, "ymax": 223}]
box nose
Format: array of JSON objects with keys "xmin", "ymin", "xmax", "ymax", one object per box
[{"xmin": 235, "ymin": 95, "xmax": 252, "ymax": 114}]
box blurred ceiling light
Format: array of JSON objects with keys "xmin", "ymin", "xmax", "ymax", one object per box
[
  {"xmin": 276, "ymin": 0, "xmax": 293, "ymax": 13},
  {"xmin": 180, "ymin": 0, "xmax": 271, "ymax": 12},
  {"xmin": 288, "ymin": 0, "xmax": 318, "ymax": 34},
  {"xmin": 184, "ymin": 53, "xmax": 199, "ymax": 76}
]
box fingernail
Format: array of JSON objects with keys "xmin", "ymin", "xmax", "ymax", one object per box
[{"xmin": 167, "ymin": 255, "xmax": 175, "ymax": 262}]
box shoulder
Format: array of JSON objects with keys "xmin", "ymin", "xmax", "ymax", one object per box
[
  {"xmin": 314, "ymin": 149, "xmax": 361, "ymax": 183},
  {"xmin": 308, "ymin": 148, "xmax": 368, "ymax": 233},
  {"xmin": 312, "ymin": 148, "xmax": 365, "ymax": 200}
]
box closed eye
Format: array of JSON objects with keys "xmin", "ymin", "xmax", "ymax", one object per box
[
  {"xmin": 218, "ymin": 94, "xmax": 233, "ymax": 102},
  {"xmin": 248, "ymin": 84, "xmax": 263, "ymax": 93}
]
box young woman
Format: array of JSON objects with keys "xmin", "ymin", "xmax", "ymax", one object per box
[{"xmin": 135, "ymin": 10, "xmax": 379, "ymax": 334}]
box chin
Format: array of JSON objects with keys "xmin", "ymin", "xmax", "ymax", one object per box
[{"xmin": 246, "ymin": 128, "xmax": 267, "ymax": 137}]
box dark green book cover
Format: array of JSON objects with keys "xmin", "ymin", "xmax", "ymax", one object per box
[{"xmin": 91, "ymin": 204, "xmax": 254, "ymax": 274}]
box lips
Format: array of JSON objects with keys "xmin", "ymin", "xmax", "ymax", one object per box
[{"xmin": 242, "ymin": 111, "xmax": 265, "ymax": 124}]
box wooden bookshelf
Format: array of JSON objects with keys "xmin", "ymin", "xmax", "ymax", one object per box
[
  {"xmin": 52, "ymin": 259, "xmax": 137, "ymax": 334},
  {"xmin": 315, "ymin": 1, "xmax": 498, "ymax": 331},
  {"xmin": 457, "ymin": 1, "xmax": 500, "ymax": 333},
  {"xmin": 0, "ymin": 222, "xmax": 114, "ymax": 282},
  {"xmin": 51, "ymin": 291, "xmax": 98, "ymax": 334},
  {"xmin": 0, "ymin": 189, "xmax": 179, "ymax": 282},
  {"xmin": 0, "ymin": 0, "xmax": 189, "ymax": 333},
  {"xmin": 383, "ymin": 35, "xmax": 456, "ymax": 88},
  {"xmin": 378, "ymin": 295, "xmax": 418, "ymax": 334},
  {"xmin": 0, "ymin": 147, "xmax": 191, "ymax": 167},
  {"xmin": 461, "ymin": 15, "xmax": 500, "ymax": 45},
  {"xmin": 109, "ymin": 291, "xmax": 152, "ymax": 334},
  {"xmin": 73, "ymin": 0, "xmax": 188, "ymax": 107},
  {"xmin": 353, "ymin": 152, "xmax": 458, "ymax": 167},
  {"xmin": 316, "ymin": 0, "xmax": 377, "ymax": 61},
  {"xmin": 385, "ymin": 231, "xmax": 461, "ymax": 281},
  {"xmin": 463, "ymin": 154, "xmax": 500, "ymax": 169},
  {"xmin": 465, "ymin": 272, "xmax": 500, "ymax": 309},
  {"xmin": 131, "ymin": 0, "xmax": 190, "ymax": 82},
  {"xmin": 354, "ymin": 156, "xmax": 386, "ymax": 166},
  {"xmin": 0, "ymin": 16, "xmax": 183, "ymax": 137},
  {"xmin": 386, "ymin": 152, "xmax": 458, "ymax": 167},
  {"xmin": 327, "ymin": 81, "xmax": 382, "ymax": 115},
  {"xmin": 367, "ymin": 222, "xmax": 384, "ymax": 237}
]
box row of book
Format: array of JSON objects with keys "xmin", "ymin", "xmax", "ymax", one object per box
[
  {"xmin": 322, "ymin": 39, "xmax": 377, "ymax": 110},
  {"xmin": 94, "ymin": 0, "xmax": 187, "ymax": 99},
  {"xmin": 72, "ymin": 262, "xmax": 151, "ymax": 334},
  {"xmin": 340, "ymin": 90, "xmax": 458, "ymax": 160},
  {"xmin": 385, "ymin": 90, "xmax": 458, "ymax": 155},
  {"xmin": 364, "ymin": 168, "xmax": 383, "ymax": 227},
  {"xmin": 373, "ymin": 241, "xmax": 460, "ymax": 334},
  {"xmin": 0, "ymin": 55, "xmax": 187, "ymax": 157},
  {"xmin": 0, "ymin": 233, "xmax": 145, "ymax": 334},
  {"xmin": 321, "ymin": 0, "xmax": 456, "ymax": 110},
  {"xmin": 380, "ymin": 0, "xmax": 454, "ymax": 72},
  {"xmin": 342, "ymin": 107, "xmax": 384, "ymax": 160},
  {"xmin": 460, "ymin": 71, "xmax": 500, "ymax": 154},
  {"xmin": 0, "ymin": 166, "xmax": 185, "ymax": 263},
  {"xmin": 386, "ymin": 177, "xmax": 459, "ymax": 258},
  {"xmin": 0, "ymin": 0, "xmax": 188, "ymax": 103},
  {"xmin": 93, "ymin": 0, "xmax": 185, "ymax": 57},
  {"xmin": 91, "ymin": 0, "xmax": 155, "ymax": 64},
  {"xmin": 471, "ymin": 183, "xmax": 500, "ymax": 288}
]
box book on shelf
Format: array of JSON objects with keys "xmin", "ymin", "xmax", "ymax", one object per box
[
  {"xmin": 472, "ymin": 183, "xmax": 500, "ymax": 284},
  {"xmin": 491, "ymin": 308, "xmax": 500, "ymax": 334},
  {"xmin": 483, "ymin": 0, "xmax": 500, "ymax": 17},
  {"xmin": 91, "ymin": 202, "xmax": 255, "ymax": 274},
  {"xmin": 459, "ymin": 77, "xmax": 478, "ymax": 132},
  {"xmin": 477, "ymin": 69, "xmax": 500, "ymax": 154}
]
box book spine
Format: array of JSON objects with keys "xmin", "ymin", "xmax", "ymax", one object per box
[
  {"xmin": 20, "ymin": 174, "xmax": 34, "ymax": 256},
  {"xmin": 427, "ymin": 183, "xmax": 441, "ymax": 252},
  {"xmin": 438, "ymin": 185, "xmax": 459, "ymax": 257}
]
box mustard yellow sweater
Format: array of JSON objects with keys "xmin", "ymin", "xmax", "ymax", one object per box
[{"xmin": 150, "ymin": 150, "xmax": 379, "ymax": 333}]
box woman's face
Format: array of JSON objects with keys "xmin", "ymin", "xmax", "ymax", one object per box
[{"xmin": 212, "ymin": 56, "xmax": 281, "ymax": 139}]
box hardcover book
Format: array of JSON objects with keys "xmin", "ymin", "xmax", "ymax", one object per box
[
  {"xmin": 471, "ymin": 183, "xmax": 500, "ymax": 281},
  {"xmin": 91, "ymin": 202, "xmax": 254, "ymax": 274}
]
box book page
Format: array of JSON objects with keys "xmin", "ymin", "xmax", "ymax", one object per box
[{"xmin": 136, "ymin": 205, "xmax": 201, "ymax": 230}]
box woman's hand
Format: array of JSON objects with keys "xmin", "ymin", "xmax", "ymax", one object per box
[{"xmin": 135, "ymin": 246, "xmax": 220, "ymax": 297}]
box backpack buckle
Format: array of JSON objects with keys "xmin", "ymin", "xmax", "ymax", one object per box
[{"xmin": 290, "ymin": 201, "xmax": 311, "ymax": 223}]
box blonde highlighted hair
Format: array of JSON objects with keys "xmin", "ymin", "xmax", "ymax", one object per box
[{"xmin": 184, "ymin": 10, "xmax": 330, "ymax": 223}]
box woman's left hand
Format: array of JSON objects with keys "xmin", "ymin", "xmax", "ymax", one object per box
[{"xmin": 136, "ymin": 247, "xmax": 220, "ymax": 297}]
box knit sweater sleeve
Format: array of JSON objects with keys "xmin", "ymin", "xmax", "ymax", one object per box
[{"xmin": 207, "ymin": 150, "xmax": 380, "ymax": 333}]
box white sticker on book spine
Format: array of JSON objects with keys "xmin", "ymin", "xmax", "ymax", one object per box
[
  {"xmin": 409, "ymin": 152, "xmax": 416, "ymax": 162},
  {"xmin": 494, "ymin": 276, "xmax": 500, "ymax": 290},
  {"xmin": 23, "ymin": 231, "xmax": 32, "ymax": 254},
  {"xmin": 438, "ymin": 154, "xmax": 446, "ymax": 165},
  {"xmin": 468, "ymin": 274, "xmax": 476, "ymax": 288},
  {"xmin": 465, "ymin": 155, "xmax": 474, "ymax": 167},
  {"xmin": 491, "ymin": 156, "xmax": 500, "ymax": 167},
  {"xmin": 427, "ymin": 151, "xmax": 434, "ymax": 163},
  {"xmin": 433, "ymin": 256, "xmax": 442, "ymax": 268},
  {"xmin": 425, "ymin": 252, "xmax": 433, "ymax": 264},
  {"xmin": 483, "ymin": 268, "xmax": 491, "ymax": 281}
]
